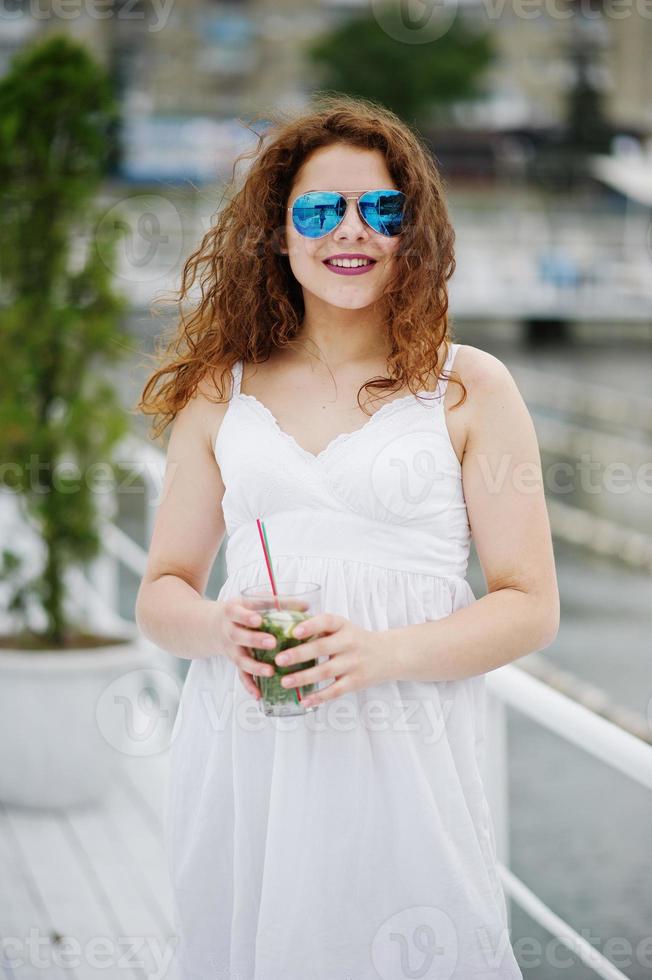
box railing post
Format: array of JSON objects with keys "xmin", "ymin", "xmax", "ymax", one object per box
[
  {"xmin": 484, "ymin": 689, "xmax": 512, "ymax": 928},
  {"xmin": 140, "ymin": 445, "xmax": 160, "ymax": 548},
  {"xmin": 88, "ymin": 484, "xmax": 120, "ymax": 618}
]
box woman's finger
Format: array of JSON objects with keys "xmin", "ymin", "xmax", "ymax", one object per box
[
  {"xmin": 238, "ymin": 667, "xmax": 261, "ymax": 699},
  {"xmin": 278, "ymin": 654, "xmax": 346, "ymax": 692},
  {"xmin": 231, "ymin": 602, "xmax": 265, "ymax": 627},
  {"xmin": 237, "ymin": 648, "xmax": 276, "ymax": 678},
  {"xmin": 231, "ymin": 625, "xmax": 279, "ymax": 650}
]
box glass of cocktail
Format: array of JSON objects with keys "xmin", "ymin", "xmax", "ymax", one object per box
[{"xmin": 240, "ymin": 581, "xmax": 322, "ymax": 716}]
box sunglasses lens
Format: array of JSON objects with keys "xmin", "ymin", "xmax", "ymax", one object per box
[
  {"xmin": 291, "ymin": 192, "xmax": 345, "ymax": 238},
  {"xmin": 359, "ymin": 190, "xmax": 406, "ymax": 236}
]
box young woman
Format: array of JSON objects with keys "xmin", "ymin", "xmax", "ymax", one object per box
[{"xmin": 136, "ymin": 95, "xmax": 558, "ymax": 980}]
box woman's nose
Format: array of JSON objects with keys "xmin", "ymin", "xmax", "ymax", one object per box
[{"xmin": 334, "ymin": 198, "xmax": 368, "ymax": 238}]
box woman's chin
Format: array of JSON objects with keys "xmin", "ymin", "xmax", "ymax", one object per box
[{"xmin": 311, "ymin": 288, "xmax": 384, "ymax": 311}]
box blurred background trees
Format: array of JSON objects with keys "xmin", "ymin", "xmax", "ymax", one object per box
[
  {"xmin": 307, "ymin": 5, "xmax": 494, "ymax": 127},
  {"xmin": 0, "ymin": 35, "xmax": 130, "ymax": 647}
]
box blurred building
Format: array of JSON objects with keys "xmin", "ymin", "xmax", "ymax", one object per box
[
  {"xmin": 604, "ymin": 12, "xmax": 652, "ymax": 133},
  {"xmin": 2, "ymin": 0, "xmax": 327, "ymax": 116},
  {"xmin": 1, "ymin": 0, "xmax": 650, "ymax": 178}
]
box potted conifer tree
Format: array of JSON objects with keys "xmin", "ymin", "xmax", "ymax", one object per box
[{"xmin": 0, "ymin": 35, "xmax": 155, "ymax": 808}]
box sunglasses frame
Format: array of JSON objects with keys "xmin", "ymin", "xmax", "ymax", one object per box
[{"xmin": 286, "ymin": 188, "xmax": 406, "ymax": 239}]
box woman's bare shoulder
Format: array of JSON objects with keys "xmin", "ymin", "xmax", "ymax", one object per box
[
  {"xmin": 190, "ymin": 364, "xmax": 236, "ymax": 456},
  {"xmin": 449, "ymin": 344, "xmax": 526, "ymax": 454},
  {"xmin": 451, "ymin": 343, "xmax": 524, "ymax": 411},
  {"xmin": 452, "ymin": 343, "xmax": 513, "ymax": 388},
  {"xmin": 453, "ymin": 343, "xmax": 531, "ymax": 449}
]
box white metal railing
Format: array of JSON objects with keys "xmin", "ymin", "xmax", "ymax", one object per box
[
  {"xmin": 486, "ymin": 665, "xmax": 652, "ymax": 795},
  {"xmin": 113, "ymin": 197, "xmax": 652, "ymax": 322},
  {"xmin": 510, "ymin": 362, "xmax": 652, "ymax": 435},
  {"xmin": 92, "ymin": 434, "xmax": 652, "ymax": 979},
  {"xmin": 448, "ymin": 199, "xmax": 652, "ymax": 324}
]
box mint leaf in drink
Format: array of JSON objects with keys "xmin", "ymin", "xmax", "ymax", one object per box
[{"xmin": 252, "ymin": 608, "xmax": 317, "ymax": 706}]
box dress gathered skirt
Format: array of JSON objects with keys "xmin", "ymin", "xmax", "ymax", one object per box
[{"xmin": 164, "ymin": 343, "xmax": 524, "ymax": 979}]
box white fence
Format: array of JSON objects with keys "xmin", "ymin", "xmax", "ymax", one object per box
[{"xmin": 94, "ymin": 433, "xmax": 652, "ymax": 980}]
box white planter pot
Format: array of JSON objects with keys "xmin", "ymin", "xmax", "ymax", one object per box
[{"xmin": 0, "ymin": 622, "xmax": 164, "ymax": 809}]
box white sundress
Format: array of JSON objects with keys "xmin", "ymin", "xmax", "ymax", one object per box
[{"xmin": 164, "ymin": 342, "xmax": 524, "ymax": 980}]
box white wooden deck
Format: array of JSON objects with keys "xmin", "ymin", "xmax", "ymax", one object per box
[{"xmin": 0, "ymin": 751, "xmax": 178, "ymax": 980}]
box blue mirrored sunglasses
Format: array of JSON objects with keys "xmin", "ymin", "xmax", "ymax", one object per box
[{"xmin": 288, "ymin": 189, "xmax": 406, "ymax": 239}]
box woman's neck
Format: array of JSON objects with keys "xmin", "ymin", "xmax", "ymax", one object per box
[{"xmin": 290, "ymin": 311, "xmax": 390, "ymax": 370}]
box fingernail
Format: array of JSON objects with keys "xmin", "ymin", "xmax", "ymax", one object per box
[
  {"xmin": 276, "ymin": 654, "xmax": 288, "ymax": 665},
  {"xmin": 293, "ymin": 626, "xmax": 304, "ymax": 637}
]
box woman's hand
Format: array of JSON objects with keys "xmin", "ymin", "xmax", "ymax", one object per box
[
  {"xmin": 213, "ymin": 598, "xmax": 278, "ymax": 700},
  {"xmin": 272, "ymin": 613, "xmax": 395, "ymax": 708}
]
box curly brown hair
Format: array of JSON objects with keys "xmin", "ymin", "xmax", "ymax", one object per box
[{"xmin": 137, "ymin": 93, "xmax": 467, "ymax": 442}]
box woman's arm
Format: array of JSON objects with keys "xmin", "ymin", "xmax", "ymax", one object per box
[
  {"xmin": 391, "ymin": 347, "xmax": 560, "ymax": 683},
  {"xmin": 135, "ymin": 382, "xmax": 228, "ymax": 660}
]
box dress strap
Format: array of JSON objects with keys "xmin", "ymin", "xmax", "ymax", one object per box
[
  {"xmin": 436, "ymin": 342, "xmax": 458, "ymax": 400},
  {"xmin": 231, "ymin": 359, "xmax": 244, "ymax": 399}
]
